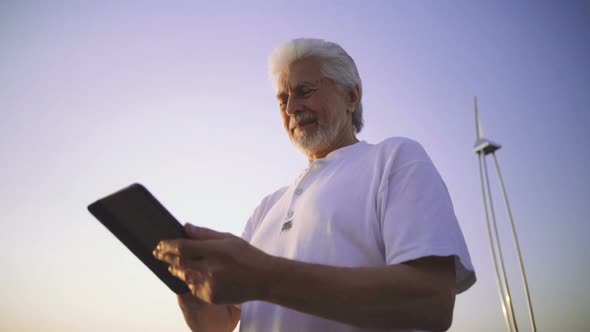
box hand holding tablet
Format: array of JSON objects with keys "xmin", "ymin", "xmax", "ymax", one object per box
[{"xmin": 88, "ymin": 183, "xmax": 272, "ymax": 305}]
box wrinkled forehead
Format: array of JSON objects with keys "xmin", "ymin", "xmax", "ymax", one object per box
[{"xmin": 276, "ymin": 57, "xmax": 324, "ymax": 93}]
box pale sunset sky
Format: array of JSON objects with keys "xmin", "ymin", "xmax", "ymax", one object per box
[{"xmin": 1, "ymin": 1, "xmax": 589, "ymax": 331}]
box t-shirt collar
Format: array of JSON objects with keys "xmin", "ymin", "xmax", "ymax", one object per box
[{"xmin": 320, "ymin": 140, "xmax": 367, "ymax": 162}]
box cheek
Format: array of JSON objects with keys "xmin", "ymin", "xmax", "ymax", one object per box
[
  {"xmin": 317, "ymin": 99, "xmax": 338, "ymax": 123},
  {"xmin": 322, "ymin": 96, "xmax": 347, "ymax": 121},
  {"xmin": 280, "ymin": 111, "xmax": 290, "ymax": 130}
]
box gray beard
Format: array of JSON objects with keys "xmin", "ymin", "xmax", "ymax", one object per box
[{"xmin": 290, "ymin": 123, "xmax": 340, "ymax": 156}]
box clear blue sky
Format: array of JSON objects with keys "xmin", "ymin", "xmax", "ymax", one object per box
[{"xmin": 1, "ymin": 1, "xmax": 589, "ymax": 331}]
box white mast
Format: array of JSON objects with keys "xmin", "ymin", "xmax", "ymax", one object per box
[{"xmin": 473, "ymin": 97, "xmax": 537, "ymax": 332}]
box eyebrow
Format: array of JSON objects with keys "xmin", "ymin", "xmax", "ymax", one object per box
[{"xmin": 276, "ymin": 80, "xmax": 320, "ymax": 99}]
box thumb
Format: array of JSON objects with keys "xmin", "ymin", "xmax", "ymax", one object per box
[
  {"xmin": 184, "ymin": 223, "xmax": 228, "ymax": 240},
  {"xmin": 177, "ymin": 292, "xmax": 206, "ymax": 309}
]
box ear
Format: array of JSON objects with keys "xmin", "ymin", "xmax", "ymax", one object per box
[{"xmin": 346, "ymin": 84, "xmax": 360, "ymax": 114}]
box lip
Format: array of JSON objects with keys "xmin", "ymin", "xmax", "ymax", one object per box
[{"xmin": 292, "ymin": 120, "xmax": 317, "ymax": 131}]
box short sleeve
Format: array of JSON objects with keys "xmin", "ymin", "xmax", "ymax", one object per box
[
  {"xmin": 379, "ymin": 146, "xmax": 476, "ymax": 293},
  {"xmin": 241, "ymin": 214, "xmax": 256, "ymax": 242}
]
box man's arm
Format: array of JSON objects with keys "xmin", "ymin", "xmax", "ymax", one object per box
[
  {"xmin": 263, "ymin": 255, "xmax": 455, "ymax": 331},
  {"xmin": 155, "ymin": 225, "xmax": 457, "ymax": 331}
]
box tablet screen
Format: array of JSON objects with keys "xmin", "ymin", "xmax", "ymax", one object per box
[{"xmin": 88, "ymin": 183, "xmax": 189, "ymax": 294}]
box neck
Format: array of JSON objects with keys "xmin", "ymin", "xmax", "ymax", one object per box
[{"xmin": 307, "ymin": 130, "xmax": 358, "ymax": 164}]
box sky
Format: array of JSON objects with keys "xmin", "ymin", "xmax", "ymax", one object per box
[{"xmin": 1, "ymin": 1, "xmax": 589, "ymax": 331}]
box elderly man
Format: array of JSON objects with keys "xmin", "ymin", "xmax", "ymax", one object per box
[{"xmin": 153, "ymin": 38, "xmax": 476, "ymax": 332}]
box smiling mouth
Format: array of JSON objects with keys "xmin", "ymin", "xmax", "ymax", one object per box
[{"xmin": 293, "ymin": 119, "xmax": 317, "ymax": 131}]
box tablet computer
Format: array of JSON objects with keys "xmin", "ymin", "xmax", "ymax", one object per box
[{"xmin": 88, "ymin": 183, "xmax": 189, "ymax": 294}]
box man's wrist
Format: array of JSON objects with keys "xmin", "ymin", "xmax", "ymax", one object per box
[{"xmin": 256, "ymin": 254, "xmax": 290, "ymax": 302}]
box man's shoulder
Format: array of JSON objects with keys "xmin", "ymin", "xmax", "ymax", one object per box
[
  {"xmin": 370, "ymin": 136, "xmax": 432, "ymax": 166},
  {"xmin": 374, "ymin": 136, "xmax": 423, "ymax": 151}
]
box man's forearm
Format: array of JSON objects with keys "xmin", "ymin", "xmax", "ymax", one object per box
[
  {"xmin": 260, "ymin": 256, "xmax": 456, "ymax": 331},
  {"xmin": 157, "ymin": 226, "xmax": 456, "ymax": 330}
]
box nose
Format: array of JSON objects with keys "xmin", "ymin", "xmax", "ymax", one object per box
[{"xmin": 284, "ymin": 97, "xmax": 301, "ymax": 117}]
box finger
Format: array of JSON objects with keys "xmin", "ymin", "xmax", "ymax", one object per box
[
  {"xmin": 153, "ymin": 251, "xmax": 178, "ymax": 265},
  {"xmin": 167, "ymin": 257, "xmax": 208, "ymax": 279},
  {"xmin": 168, "ymin": 264, "xmax": 185, "ymax": 280},
  {"xmin": 177, "ymin": 292, "xmax": 206, "ymax": 310},
  {"xmin": 154, "ymin": 250, "xmax": 207, "ymax": 272},
  {"xmin": 170, "ymin": 265, "xmax": 207, "ymax": 285},
  {"xmin": 155, "ymin": 239, "xmax": 200, "ymax": 257},
  {"xmin": 156, "ymin": 239, "xmax": 223, "ymax": 259},
  {"xmin": 169, "ymin": 265, "xmax": 195, "ymax": 282},
  {"xmin": 189, "ymin": 277, "xmax": 214, "ymax": 304},
  {"xmin": 170, "ymin": 256, "xmax": 209, "ymax": 272},
  {"xmin": 184, "ymin": 223, "xmax": 229, "ymax": 240}
]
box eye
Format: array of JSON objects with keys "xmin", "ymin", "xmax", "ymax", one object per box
[
  {"xmin": 296, "ymin": 88, "xmax": 315, "ymax": 98},
  {"xmin": 278, "ymin": 97, "xmax": 288, "ymax": 109}
]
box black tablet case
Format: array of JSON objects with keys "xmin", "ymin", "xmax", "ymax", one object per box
[{"xmin": 88, "ymin": 183, "xmax": 190, "ymax": 294}]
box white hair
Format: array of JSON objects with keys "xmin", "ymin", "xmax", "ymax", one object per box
[{"xmin": 268, "ymin": 38, "xmax": 364, "ymax": 133}]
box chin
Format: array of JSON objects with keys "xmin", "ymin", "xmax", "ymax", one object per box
[{"xmin": 290, "ymin": 126, "xmax": 338, "ymax": 156}]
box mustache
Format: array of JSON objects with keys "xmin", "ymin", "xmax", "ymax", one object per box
[{"xmin": 289, "ymin": 112, "xmax": 318, "ymax": 130}]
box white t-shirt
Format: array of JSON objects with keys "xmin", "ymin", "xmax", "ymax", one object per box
[{"xmin": 239, "ymin": 137, "xmax": 476, "ymax": 332}]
